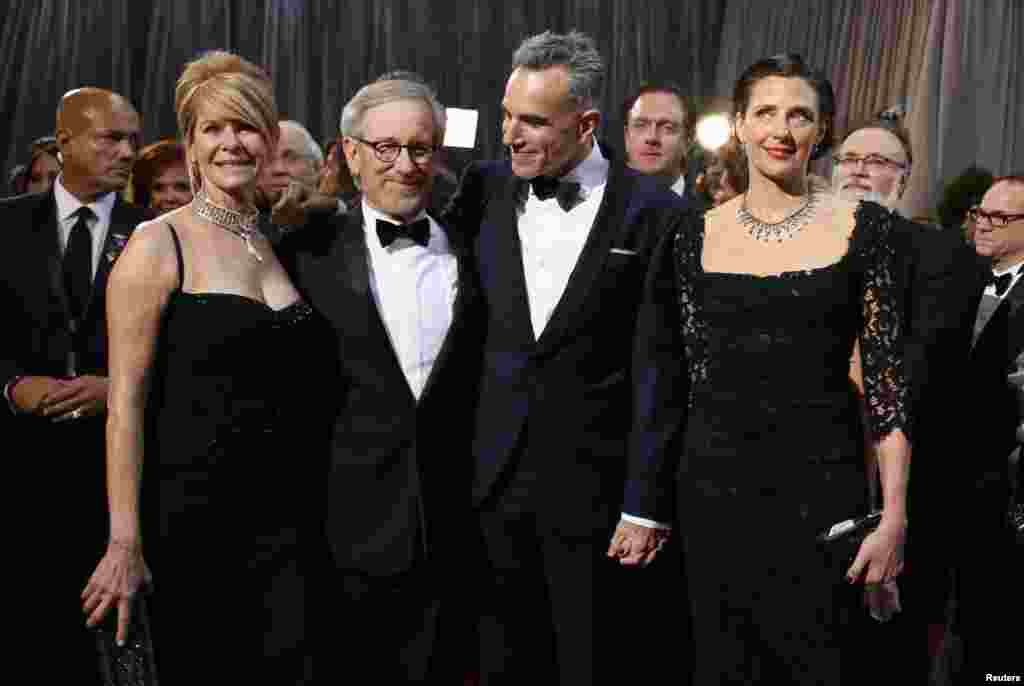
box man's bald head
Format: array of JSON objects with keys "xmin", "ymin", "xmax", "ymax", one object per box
[
  {"xmin": 57, "ymin": 88, "xmax": 136, "ymax": 135},
  {"xmin": 55, "ymin": 88, "xmax": 141, "ymax": 201}
]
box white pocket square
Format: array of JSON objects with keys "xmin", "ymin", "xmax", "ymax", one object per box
[{"xmin": 609, "ymin": 248, "xmax": 638, "ymax": 256}]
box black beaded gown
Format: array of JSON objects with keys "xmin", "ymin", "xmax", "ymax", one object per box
[
  {"xmin": 143, "ymin": 227, "xmax": 319, "ymax": 684},
  {"xmin": 673, "ymin": 201, "xmax": 909, "ymax": 684}
]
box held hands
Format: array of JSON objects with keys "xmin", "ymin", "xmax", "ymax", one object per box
[
  {"xmin": 12, "ymin": 375, "xmax": 108, "ymax": 421},
  {"xmin": 846, "ymin": 516, "xmax": 906, "ymax": 586},
  {"xmin": 82, "ymin": 539, "xmax": 152, "ymax": 646},
  {"xmin": 606, "ymin": 520, "xmax": 671, "ymax": 567}
]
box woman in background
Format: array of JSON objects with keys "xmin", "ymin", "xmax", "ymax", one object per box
[{"xmin": 130, "ymin": 139, "xmax": 192, "ymax": 214}]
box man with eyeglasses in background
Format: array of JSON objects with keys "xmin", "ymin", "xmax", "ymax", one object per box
[
  {"xmin": 277, "ymin": 75, "xmax": 482, "ymax": 683},
  {"xmin": 833, "ymin": 114, "xmax": 985, "ymax": 682},
  {"xmin": 954, "ymin": 176, "xmax": 1024, "ymax": 680}
]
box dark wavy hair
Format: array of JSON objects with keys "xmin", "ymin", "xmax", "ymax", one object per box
[{"xmin": 733, "ymin": 53, "xmax": 835, "ymax": 160}]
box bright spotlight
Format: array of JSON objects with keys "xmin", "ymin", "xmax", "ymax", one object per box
[{"xmin": 696, "ymin": 114, "xmax": 732, "ymax": 151}]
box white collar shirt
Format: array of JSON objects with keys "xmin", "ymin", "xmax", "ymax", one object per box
[
  {"xmin": 53, "ymin": 175, "xmax": 118, "ymax": 281},
  {"xmin": 362, "ymin": 200, "xmax": 458, "ymax": 401},
  {"xmin": 517, "ymin": 140, "xmax": 609, "ymax": 339},
  {"xmin": 985, "ymin": 260, "xmax": 1023, "ymax": 301},
  {"xmin": 670, "ymin": 174, "xmax": 686, "ymax": 197}
]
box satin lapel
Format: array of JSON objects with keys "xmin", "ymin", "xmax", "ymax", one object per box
[
  {"xmin": 534, "ymin": 161, "xmax": 635, "ymax": 354},
  {"xmin": 484, "ymin": 173, "xmax": 536, "ymax": 345},
  {"xmin": 314, "ymin": 209, "xmax": 414, "ymax": 404}
]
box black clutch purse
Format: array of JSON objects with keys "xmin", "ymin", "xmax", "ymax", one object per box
[
  {"xmin": 817, "ymin": 510, "xmax": 883, "ymax": 562},
  {"xmin": 94, "ymin": 593, "xmax": 159, "ymax": 686}
]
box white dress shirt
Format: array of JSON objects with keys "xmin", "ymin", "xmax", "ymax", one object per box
[
  {"xmin": 516, "ymin": 143, "xmax": 668, "ymax": 531},
  {"xmin": 986, "ymin": 261, "xmax": 1023, "ymax": 300},
  {"xmin": 670, "ymin": 174, "xmax": 686, "ymax": 198},
  {"xmin": 974, "ymin": 261, "xmax": 1023, "ymax": 344},
  {"xmin": 53, "ymin": 175, "xmax": 118, "ymax": 280},
  {"xmin": 362, "ymin": 201, "xmax": 458, "ymax": 401},
  {"xmin": 518, "ymin": 142, "xmax": 609, "ymax": 338}
]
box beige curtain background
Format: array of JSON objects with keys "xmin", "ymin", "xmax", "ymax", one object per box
[{"xmin": 713, "ymin": 0, "xmax": 1023, "ymax": 219}]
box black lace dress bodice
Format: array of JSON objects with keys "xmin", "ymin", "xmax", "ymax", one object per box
[
  {"xmin": 673, "ymin": 201, "xmax": 909, "ymax": 685},
  {"xmin": 145, "ymin": 291, "xmax": 318, "ymax": 684}
]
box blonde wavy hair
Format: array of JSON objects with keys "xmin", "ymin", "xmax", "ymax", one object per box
[{"xmin": 174, "ymin": 50, "xmax": 278, "ymax": 190}]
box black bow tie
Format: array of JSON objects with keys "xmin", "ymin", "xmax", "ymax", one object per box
[
  {"xmin": 990, "ymin": 269, "xmax": 1018, "ymax": 297},
  {"xmin": 376, "ymin": 218, "xmax": 430, "ymax": 248},
  {"xmin": 530, "ymin": 176, "xmax": 582, "ymax": 212}
]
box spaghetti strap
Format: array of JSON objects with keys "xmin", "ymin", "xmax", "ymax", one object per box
[{"xmin": 166, "ymin": 223, "xmax": 185, "ymax": 292}]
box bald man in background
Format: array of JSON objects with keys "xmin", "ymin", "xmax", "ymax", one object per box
[{"xmin": 0, "ymin": 87, "xmax": 147, "ymax": 682}]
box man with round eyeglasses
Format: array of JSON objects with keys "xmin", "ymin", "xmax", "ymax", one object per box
[{"xmin": 955, "ymin": 175, "xmax": 1024, "ymax": 679}]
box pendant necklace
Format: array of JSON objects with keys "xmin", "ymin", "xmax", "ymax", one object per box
[
  {"xmin": 191, "ymin": 189, "xmax": 263, "ymax": 262},
  {"xmin": 737, "ymin": 189, "xmax": 820, "ymax": 243}
]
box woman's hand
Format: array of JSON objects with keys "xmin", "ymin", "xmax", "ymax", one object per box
[
  {"xmin": 81, "ymin": 540, "xmax": 152, "ymax": 646},
  {"xmin": 846, "ymin": 517, "xmax": 906, "ymax": 586}
]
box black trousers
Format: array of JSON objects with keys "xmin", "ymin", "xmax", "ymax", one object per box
[
  {"xmin": 321, "ymin": 558, "xmax": 466, "ymax": 685},
  {"xmin": 476, "ymin": 505, "xmax": 690, "ymax": 685}
]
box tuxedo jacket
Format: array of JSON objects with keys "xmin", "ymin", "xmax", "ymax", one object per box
[
  {"xmin": 967, "ymin": 262, "xmax": 1024, "ymax": 477},
  {"xmin": 279, "ymin": 208, "xmax": 482, "ymax": 577},
  {"xmin": 444, "ymin": 156, "xmax": 690, "ymax": 535}
]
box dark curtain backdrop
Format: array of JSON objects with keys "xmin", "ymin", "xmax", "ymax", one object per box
[
  {"xmin": 0, "ymin": 0, "xmax": 724, "ymax": 175},
  {"xmin": 2, "ymin": 1, "xmax": 1021, "ymax": 213}
]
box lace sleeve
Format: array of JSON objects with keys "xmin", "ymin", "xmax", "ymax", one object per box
[
  {"xmin": 673, "ymin": 210, "xmax": 708, "ymax": 408},
  {"xmin": 855, "ymin": 203, "xmax": 910, "ymax": 440}
]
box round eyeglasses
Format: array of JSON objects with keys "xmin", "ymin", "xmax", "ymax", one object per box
[{"xmin": 350, "ymin": 136, "xmax": 437, "ymax": 165}]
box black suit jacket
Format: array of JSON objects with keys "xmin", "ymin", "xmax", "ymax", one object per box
[
  {"xmin": 889, "ymin": 224, "xmax": 982, "ymax": 502},
  {"xmin": 968, "ymin": 265, "xmax": 1024, "ymax": 474},
  {"xmin": 444, "ymin": 156, "xmax": 690, "ymax": 535},
  {"xmin": 1, "ymin": 190, "xmax": 147, "ymax": 442},
  {"xmin": 279, "ymin": 208, "xmax": 482, "ymax": 577},
  {"xmin": 0, "ymin": 188, "xmax": 148, "ymax": 588}
]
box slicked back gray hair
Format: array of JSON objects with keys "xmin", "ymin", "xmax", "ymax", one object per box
[
  {"xmin": 339, "ymin": 78, "xmax": 446, "ymax": 145},
  {"xmin": 280, "ymin": 120, "xmax": 324, "ymax": 165},
  {"xmin": 511, "ymin": 30, "xmax": 604, "ymax": 111}
]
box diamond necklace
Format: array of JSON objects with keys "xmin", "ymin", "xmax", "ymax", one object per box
[
  {"xmin": 736, "ymin": 190, "xmax": 820, "ymax": 243},
  {"xmin": 191, "ymin": 189, "xmax": 263, "ymax": 262}
]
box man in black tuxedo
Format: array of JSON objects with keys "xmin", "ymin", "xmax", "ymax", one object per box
[
  {"xmin": 0, "ymin": 87, "xmax": 145, "ymax": 683},
  {"xmin": 954, "ymin": 176, "xmax": 1024, "ymax": 679},
  {"xmin": 278, "ymin": 76, "xmax": 480, "ymax": 684},
  {"xmin": 833, "ymin": 117, "xmax": 984, "ymax": 679},
  {"xmin": 444, "ymin": 31, "xmax": 689, "ymax": 684}
]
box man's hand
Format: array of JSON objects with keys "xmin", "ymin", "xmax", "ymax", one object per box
[
  {"xmin": 271, "ymin": 180, "xmax": 340, "ymax": 228},
  {"xmin": 40, "ymin": 375, "xmax": 109, "ymax": 422},
  {"xmin": 606, "ymin": 520, "xmax": 670, "ymax": 567},
  {"xmin": 9, "ymin": 376, "xmax": 67, "ymax": 415}
]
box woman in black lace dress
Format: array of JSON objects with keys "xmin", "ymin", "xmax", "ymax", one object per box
[
  {"xmin": 672, "ymin": 55, "xmax": 911, "ymax": 684},
  {"xmin": 81, "ymin": 51, "xmax": 316, "ymax": 683}
]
